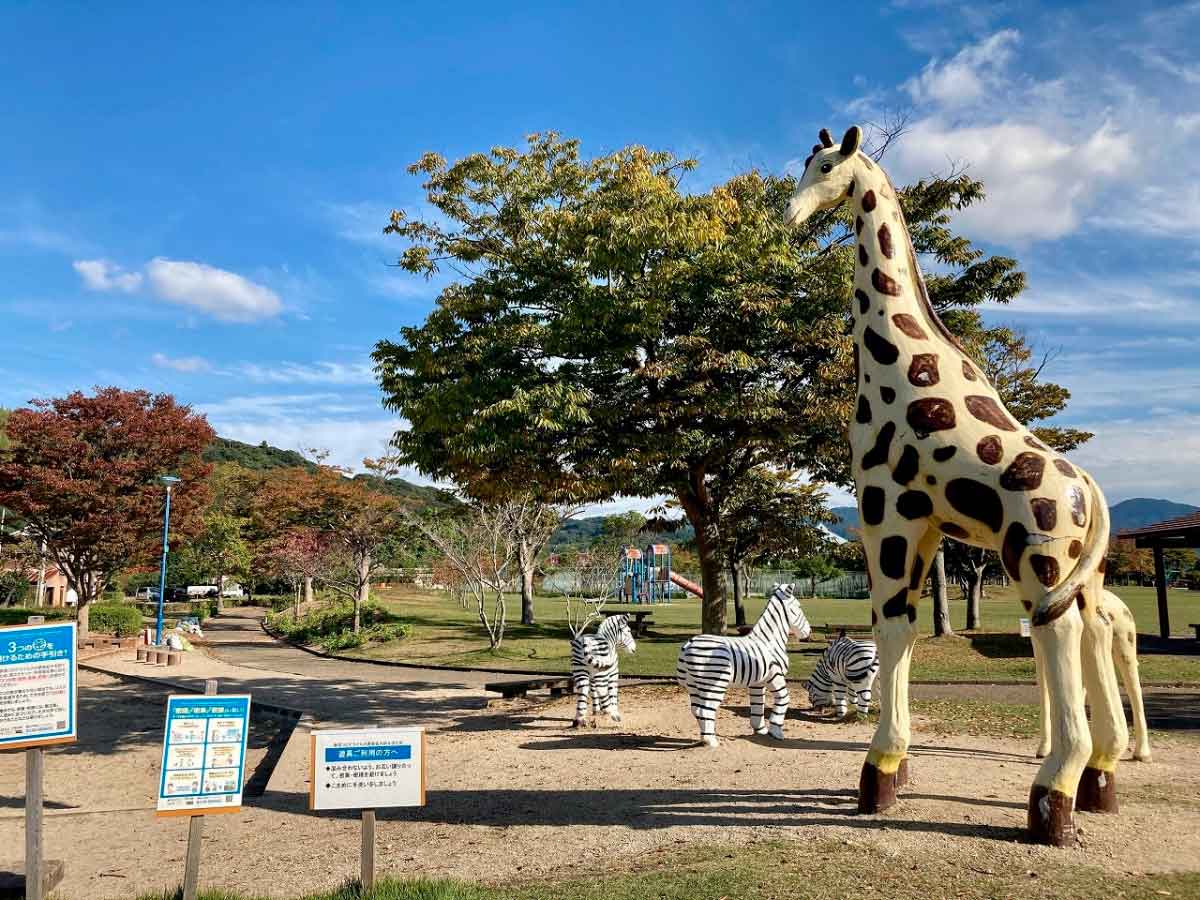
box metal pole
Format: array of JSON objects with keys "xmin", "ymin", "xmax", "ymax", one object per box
[
  {"xmin": 155, "ymin": 485, "xmax": 173, "ymax": 645},
  {"xmin": 1153, "ymin": 545, "xmax": 1170, "ymax": 639},
  {"xmin": 360, "ymin": 809, "xmax": 376, "ymax": 892},
  {"xmin": 181, "ymin": 679, "xmax": 218, "ymax": 900},
  {"xmin": 25, "ymin": 747, "xmax": 44, "ymax": 900}
]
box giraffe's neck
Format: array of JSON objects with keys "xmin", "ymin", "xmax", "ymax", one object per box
[{"xmin": 849, "ymin": 167, "xmax": 976, "ymax": 385}]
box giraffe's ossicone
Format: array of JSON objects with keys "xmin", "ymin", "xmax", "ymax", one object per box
[{"xmin": 785, "ymin": 125, "xmax": 1147, "ymax": 848}]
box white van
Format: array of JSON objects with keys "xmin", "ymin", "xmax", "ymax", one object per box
[{"xmin": 187, "ymin": 585, "xmax": 218, "ymax": 599}]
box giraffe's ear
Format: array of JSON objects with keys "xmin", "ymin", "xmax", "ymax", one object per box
[
  {"xmin": 840, "ymin": 126, "xmax": 862, "ymax": 157},
  {"xmin": 818, "ymin": 128, "xmax": 834, "ymax": 149}
]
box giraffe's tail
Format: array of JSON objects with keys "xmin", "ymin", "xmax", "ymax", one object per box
[{"xmin": 1032, "ymin": 476, "xmax": 1110, "ymax": 627}]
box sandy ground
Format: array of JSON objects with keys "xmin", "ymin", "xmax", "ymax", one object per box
[{"xmin": 2, "ymin": 670, "xmax": 1198, "ymax": 900}]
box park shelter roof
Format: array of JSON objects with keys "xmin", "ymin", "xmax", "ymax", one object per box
[{"xmin": 1119, "ymin": 511, "xmax": 1200, "ymax": 548}]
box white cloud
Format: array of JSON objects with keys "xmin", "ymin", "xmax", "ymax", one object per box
[
  {"xmin": 234, "ymin": 360, "xmax": 376, "ymax": 385},
  {"xmin": 72, "ymin": 259, "xmax": 143, "ymax": 293},
  {"xmin": 904, "ymin": 29, "xmax": 1019, "ymax": 107},
  {"xmin": 151, "ymin": 352, "xmax": 211, "ymax": 373},
  {"xmin": 1069, "ymin": 413, "xmax": 1200, "ymax": 507},
  {"xmin": 327, "ymin": 202, "xmax": 395, "ymax": 250},
  {"xmin": 145, "ymin": 258, "xmax": 282, "ymax": 322}
]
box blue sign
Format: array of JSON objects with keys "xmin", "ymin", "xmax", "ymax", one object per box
[
  {"xmin": 157, "ymin": 693, "xmax": 251, "ymax": 816},
  {"xmin": 0, "ymin": 621, "xmax": 76, "ymax": 749},
  {"xmin": 324, "ymin": 744, "xmax": 412, "ymax": 763}
]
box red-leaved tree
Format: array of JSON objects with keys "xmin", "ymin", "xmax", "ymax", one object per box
[{"xmin": 0, "ymin": 387, "xmax": 213, "ymax": 637}]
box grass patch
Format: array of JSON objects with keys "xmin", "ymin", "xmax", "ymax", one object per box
[
  {"xmin": 131, "ymin": 840, "xmax": 1200, "ymax": 900},
  {"xmin": 911, "ymin": 697, "xmax": 1042, "ymax": 739},
  {"xmin": 357, "ymin": 585, "xmax": 1200, "ymax": 683}
]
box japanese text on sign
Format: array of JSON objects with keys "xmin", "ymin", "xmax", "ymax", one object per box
[
  {"xmin": 0, "ymin": 621, "xmax": 76, "ymax": 750},
  {"xmin": 157, "ymin": 694, "xmax": 251, "ymax": 816},
  {"xmin": 310, "ymin": 728, "xmax": 425, "ymax": 811}
]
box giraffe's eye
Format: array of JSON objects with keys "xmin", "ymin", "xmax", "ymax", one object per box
[{"xmin": 820, "ymin": 161, "xmax": 833, "ymax": 174}]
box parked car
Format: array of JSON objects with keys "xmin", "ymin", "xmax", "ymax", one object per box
[
  {"xmin": 186, "ymin": 585, "xmax": 219, "ymax": 599},
  {"xmin": 221, "ymin": 583, "xmax": 245, "ymax": 598},
  {"xmin": 134, "ymin": 587, "xmax": 160, "ymax": 601}
]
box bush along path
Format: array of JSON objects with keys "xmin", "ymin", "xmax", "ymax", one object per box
[{"xmin": 265, "ymin": 600, "xmax": 411, "ymax": 653}]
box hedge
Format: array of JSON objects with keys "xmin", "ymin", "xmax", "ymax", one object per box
[{"xmin": 88, "ymin": 603, "xmax": 145, "ymax": 636}]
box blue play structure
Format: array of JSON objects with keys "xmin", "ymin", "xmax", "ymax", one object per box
[{"xmin": 617, "ymin": 544, "xmax": 676, "ymax": 604}]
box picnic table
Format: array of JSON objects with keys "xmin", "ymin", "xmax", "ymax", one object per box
[
  {"xmin": 485, "ymin": 676, "xmax": 572, "ymax": 700},
  {"xmin": 601, "ymin": 608, "xmax": 655, "ymax": 636}
]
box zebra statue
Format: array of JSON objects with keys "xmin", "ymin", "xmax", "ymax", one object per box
[
  {"xmin": 806, "ymin": 633, "xmax": 880, "ymax": 718},
  {"xmin": 571, "ymin": 614, "xmax": 637, "ymax": 727},
  {"xmin": 676, "ymin": 584, "xmax": 811, "ymax": 747}
]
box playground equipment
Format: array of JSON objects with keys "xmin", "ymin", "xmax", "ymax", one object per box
[{"xmin": 617, "ymin": 544, "xmax": 704, "ymax": 603}]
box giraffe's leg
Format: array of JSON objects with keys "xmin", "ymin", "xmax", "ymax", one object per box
[
  {"xmin": 1076, "ymin": 579, "xmax": 1128, "ymax": 814},
  {"xmin": 748, "ymin": 685, "xmax": 767, "ymax": 734},
  {"xmin": 766, "ymin": 673, "xmax": 790, "ymax": 739},
  {"xmin": 1109, "ymin": 593, "xmax": 1151, "ymax": 761},
  {"xmin": 573, "ymin": 672, "xmax": 590, "ymax": 727},
  {"xmin": 1033, "ymin": 636, "xmax": 1052, "ymax": 758},
  {"xmin": 859, "ymin": 523, "xmax": 939, "ymax": 814},
  {"xmin": 1027, "ymin": 600, "xmax": 1091, "ymax": 846}
]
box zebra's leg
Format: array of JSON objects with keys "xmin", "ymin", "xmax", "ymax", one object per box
[
  {"xmin": 854, "ymin": 685, "xmax": 871, "ymax": 717},
  {"xmin": 691, "ymin": 673, "xmax": 732, "ymax": 748},
  {"xmin": 860, "ymin": 522, "xmax": 939, "ymax": 814},
  {"xmin": 572, "ymin": 672, "xmax": 590, "ymax": 727},
  {"xmin": 608, "ymin": 673, "xmax": 622, "ymax": 722},
  {"xmin": 592, "ymin": 674, "xmax": 605, "ymax": 717},
  {"xmin": 1033, "ymin": 634, "xmax": 1052, "ymax": 758},
  {"xmin": 834, "ymin": 683, "xmax": 849, "ymax": 719},
  {"xmin": 1076, "ymin": 577, "xmax": 1128, "ymax": 814},
  {"xmin": 748, "ymin": 685, "xmax": 767, "ymax": 734},
  {"xmin": 765, "ymin": 673, "xmax": 790, "ymax": 740}
]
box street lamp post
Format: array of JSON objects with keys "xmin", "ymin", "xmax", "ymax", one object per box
[{"xmin": 155, "ymin": 476, "xmax": 181, "ymax": 645}]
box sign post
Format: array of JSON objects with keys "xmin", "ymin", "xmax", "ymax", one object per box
[
  {"xmin": 310, "ymin": 727, "xmax": 426, "ymax": 890},
  {"xmin": 157, "ymin": 679, "xmax": 250, "ymax": 900},
  {"xmin": 1, "ymin": 618, "xmax": 76, "ymax": 900}
]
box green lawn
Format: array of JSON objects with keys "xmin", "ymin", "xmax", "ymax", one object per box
[
  {"xmin": 354, "ymin": 584, "xmax": 1200, "ymax": 684},
  {"xmin": 131, "ymin": 839, "xmax": 1200, "ymax": 900}
]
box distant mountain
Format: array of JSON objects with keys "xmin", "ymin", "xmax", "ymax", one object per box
[
  {"xmin": 1109, "ymin": 498, "xmax": 1200, "ymax": 532},
  {"xmin": 204, "ymin": 437, "xmax": 458, "ymax": 510},
  {"xmin": 549, "ymin": 516, "xmax": 693, "ymax": 550}
]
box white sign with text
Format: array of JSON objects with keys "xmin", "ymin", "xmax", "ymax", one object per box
[{"xmin": 309, "ymin": 727, "xmax": 425, "ymax": 811}]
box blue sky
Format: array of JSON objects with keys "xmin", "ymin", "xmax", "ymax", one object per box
[{"xmin": 2, "ymin": 1, "xmax": 1198, "ymax": 507}]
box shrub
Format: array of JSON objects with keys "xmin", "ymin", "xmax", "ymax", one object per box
[
  {"xmin": 266, "ymin": 601, "xmax": 410, "ymax": 651},
  {"xmin": 88, "ymin": 603, "xmax": 145, "ymax": 636}
]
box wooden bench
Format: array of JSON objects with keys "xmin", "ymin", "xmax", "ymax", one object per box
[
  {"xmin": 485, "ymin": 676, "xmax": 572, "ymax": 700},
  {"xmin": 601, "ymin": 609, "xmax": 655, "ymax": 636},
  {"xmin": 1189, "ymin": 623, "xmax": 1200, "ymax": 641}
]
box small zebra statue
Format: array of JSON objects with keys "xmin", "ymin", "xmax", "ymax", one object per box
[
  {"xmin": 806, "ymin": 633, "xmax": 880, "ymax": 718},
  {"xmin": 571, "ymin": 614, "xmax": 637, "ymax": 727},
  {"xmin": 676, "ymin": 584, "xmax": 811, "ymax": 747}
]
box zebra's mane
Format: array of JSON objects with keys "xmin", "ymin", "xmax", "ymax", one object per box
[
  {"xmin": 596, "ymin": 615, "xmax": 626, "ymax": 642},
  {"xmin": 749, "ymin": 590, "xmax": 793, "ymax": 645}
]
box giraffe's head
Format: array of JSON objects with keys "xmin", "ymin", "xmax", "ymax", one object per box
[{"xmin": 784, "ymin": 125, "xmax": 864, "ymax": 226}]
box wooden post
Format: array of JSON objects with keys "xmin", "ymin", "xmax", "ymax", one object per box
[
  {"xmin": 25, "ymin": 747, "xmax": 44, "ymax": 900},
  {"xmin": 181, "ymin": 679, "xmax": 219, "ymax": 900},
  {"xmin": 1153, "ymin": 545, "xmax": 1170, "ymax": 639},
  {"xmin": 361, "ymin": 809, "xmax": 376, "ymax": 892}
]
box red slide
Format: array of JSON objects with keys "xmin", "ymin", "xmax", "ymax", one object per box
[{"xmin": 669, "ymin": 571, "xmax": 704, "ymax": 599}]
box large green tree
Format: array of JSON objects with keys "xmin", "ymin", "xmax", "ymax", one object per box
[{"xmin": 374, "ymin": 133, "xmax": 1027, "ymax": 634}]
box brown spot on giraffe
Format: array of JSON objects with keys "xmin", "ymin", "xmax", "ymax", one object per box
[
  {"xmin": 907, "ymin": 353, "xmax": 940, "ymax": 387},
  {"xmin": 891, "ymin": 314, "xmax": 928, "ymax": 340},
  {"xmin": 965, "ymin": 395, "xmax": 1017, "ymax": 431},
  {"xmin": 853, "ymin": 343, "xmax": 860, "ymax": 383},
  {"xmin": 906, "ymin": 397, "xmax": 956, "ymax": 435},
  {"xmin": 862, "ymin": 486, "xmax": 886, "ymax": 526},
  {"xmin": 1024, "ymin": 436, "xmax": 1048, "ymax": 451},
  {"xmin": 940, "ymin": 522, "xmax": 969, "ymax": 539},
  {"xmin": 872, "ymin": 268, "xmax": 902, "ymax": 296},
  {"xmin": 1002, "ymin": 521, "xmax": 1028, "ymax": 580},
  {"xmin": 877, "ymin": 223, "xmax": 894, "ymax": 259},
  {"xmin": 932, "ymin": 446, "xmax": 957, "ymax": 463},
  {"xmin": 862, "ymin": 189, "xmax": 877, "ymax": 212},
  {"xmin": 847, "ymin": 178, "xmax": 856, "ymax": 197},
  {"xmin": 863, "ymin": 327, "xmax": 900, "ymax": 365},
  {"xmin": 1031, "ymin": 498, "xmax": 1057, "ymax": 531},
  {"xmin": 946, "ymin": 478, "xmax": 1005, "ymax": 533},
  {"xmin": 962, "ymin": 361, "xmax": 978, "ymax": 381},
  {"xmin": 871, "ymin": 609, "xmax": 877, "ymax": 626},
  {"xmin": 1076, "ymin": 590, "xmax": 1086, "ymax": 611},
  {"xmin": 859, "ymin": 244, "xmax": 869, "ymax": 266},
  {"xmin": 1022, "ymin": 599, "xmax": 1033, "ymax": 611},
  {"xmin": 882, "ymin": 586, "xmax": 908, "ymax": 619},
  {"xmin": 926, "ymin": 475, "xmax": 937, "ymax": 485},
  {"xmin": 880, "ymin": 536, "xmax": 908, "ymax": 580},
  {"xmin": 1054, "ymin": 459, "xmax": 1077, "ymax": 478},
  {"xmin": 896, "ymin": 490, "xmax": 933, "ymax": 520},
  {"xmin": 856, "ymin": 289, "xmax": 870, "ymax": 315},
  {"xmin": 1030, "ymin": 555, "xmax": 1060, "ymax": 587},
  {"xmin": 892, "ymin": 445, "xmax": 920, "ymax": 485},
  {"xmin": 1098, "ymin": 558, "xmax": 1107, "ymax": 575},
  {"xmin": 856, "ymin": 395, "xmax": 872, "ymax": 424},
  {"xmin": 862, "ymin": 422, "xmax": 896, "ymax": 470},
  {"xmin": 880, "ymin": 386, "xmax": 896, "ymax": 404},
  {"xmin": 1069, "ymin": 485, "xmax": 1087, "ymax": 527},
  {"xmin": 855, "ymin": 215, "xmax": 864, "ymax": 236},
  {"xmin": 1001, "ymin": 452, "xmax": 1046, "ymax": 491},
  {"xmin": 909, "ymin": 553, "xmax": 926, "ymax": 591},
  {"xmin": 1068, "ymin": 539, "xmax": 1083, "ymax": 559},
  {"xmin": 976, "ymin": 435, "xmax": 1003, "ymax": 465}
]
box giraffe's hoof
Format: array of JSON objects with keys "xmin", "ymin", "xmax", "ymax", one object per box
[
  {"xmin": 768, "ymin": 724, "xmax": 785, "ymax": 740},
  {"xmin": 701, "ymin": 735, "xmax": 719, "ymax": 748},
  {"xmin": 1027, "ymin": 784, "xmax": 1076, "ymax": 847},
  {"xmin": 1035, "ymin": 740, "xmax": 1051, "ymax": 759},
  {"xmin": 1076, "ymin": 767, "xmax": 1118, "ymax": 813},
  {"xmin": 857, "ymin": 761, "xmax": 900, "ymax": 814},
  {"xmin": 896, "ymin": 757, "xmax": 910, "ymax": 788}
]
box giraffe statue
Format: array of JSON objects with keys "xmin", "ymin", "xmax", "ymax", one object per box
[{"xmin": 784, "ymin": 125, "xmax": 1128, "ymax": 847}]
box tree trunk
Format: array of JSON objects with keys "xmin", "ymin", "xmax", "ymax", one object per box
[
  {"xmin": 730, "ymin": 561, "xmax": 746, "ymax": 628},
  {"xmin": 931, "ymin": 546, "xmax": 953, "ymax": 637},
  {"xmin": 76, "ymin": 598, "xmax": 90, "ymax": 640},
  {"xmin": 964, "ymin": 565, "xmax": 984, "ymax": 630},
  {"xmin": 519, "ymin": 541, "xmax": 536, "ymax": 626},
  {"xmin": 354, "ymin": 551, "xmax": 370, "ymax": 633},
  {"xmin": 215, "ymin": 572, "xmax": 225, "ymax": 613},
  {"xmin": 303, "ymin": 575, "xmax": 314, "ymax": 605},
  {"xmin": 293, "ymin": 582, "xmax": 300, "ymax": 622}
]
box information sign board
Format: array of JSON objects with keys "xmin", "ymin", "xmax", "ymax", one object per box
[
  {"xmin": 0, "ymin": 621, "xmax": 76, "ymax": 750},
  {"xmin": 157, "ymin": 694, "xmax": 251, "ymax": 816},
  {"xmin": 309, "ymin": 727, "xmax": 425, "ymax": 811}
]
